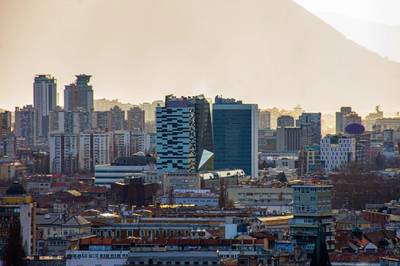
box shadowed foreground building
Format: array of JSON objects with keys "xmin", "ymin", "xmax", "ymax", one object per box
[
  {"xmin": 290, "ymin": 184, "xmax": 335, "ymax": 254},
  {"xmin": 0, "ymin": 181, "xmax": 36, "ymax": 256},
  {"xmin": 111, "ymin": 176, "xmax": 160, "ymax": 206}
]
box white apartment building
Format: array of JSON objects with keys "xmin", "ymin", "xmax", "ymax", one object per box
[
  {"xmin": 320, "ymin": 135, "xmax": 356, "ymax": 173},
  {"xmin": 79, "ymin": 132, "xmax": 113, "ymax": 172},
  {"xmin": 49, "ymin": 133, "xmax": 79, "ymax": 174},
  {"xmin": 113, "ymin": 131, "xmax": 132, "ymax": 159}
]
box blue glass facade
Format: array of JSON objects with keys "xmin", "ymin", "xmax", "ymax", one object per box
[{"xmin": 212, "ymin": 100, "xmax": 257, "ymax": 177}]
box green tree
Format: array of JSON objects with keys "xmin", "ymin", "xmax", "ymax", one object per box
[{"xmin": 2, "ymin": 217, "xmax": 26, "ymax": 266}]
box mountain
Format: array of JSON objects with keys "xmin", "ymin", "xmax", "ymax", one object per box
[
  {"xmin": 315, "ymin": 12, "xmax": 400, "ymax": 63},
  {"xmin": 1, "ymin": 0, "xmax": 400, "ymax": 114}
]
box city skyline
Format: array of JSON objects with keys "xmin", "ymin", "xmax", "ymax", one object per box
[
  {"xmin": 2, "ymin": 1, "xmax": 400, "ymax": 265},
  {"xmin": 1, "ymin": 0, "xmax": 400, "ymax": 115}
]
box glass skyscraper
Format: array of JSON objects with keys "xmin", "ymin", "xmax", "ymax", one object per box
[
  {"xmin": 193, "ymin": 95, "xmax": 213, "ymax": 169},
  {"xmin": 212, "ymin": 96, "xmax": 258, "ymax": 178}
]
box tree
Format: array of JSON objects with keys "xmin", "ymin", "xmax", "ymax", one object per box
[
  {"xmin": 2, "ymin": 217, "xmax": 26, "ymax": 266},
  {"xmin": 310, "ymin": 225, "xmax": 331, "ymax": 266},
  {"xmin": 277, "ymin": 172, "xmax": 287, "ymax": 183}
]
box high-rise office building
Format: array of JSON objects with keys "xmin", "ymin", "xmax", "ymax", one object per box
[
  {"xmin": 0, "ymin": 133, "xmax": 16, "ymax": 158},
  {"xmin": 276, "ymin": 127, "xmax": 302, "ymax": 153},
  {"xmin": 297, "ymin": 113, "xmax": 321, "ymax": 146},
  {"xmin": 79, "ymin": 132, "xmax": 113, "ymax": 172},
  {"xmin": 49, "ymin": 133, "xmax": 79, "ymax": 174},
  {"xmin": 49, "ymin": 107, "xmax": 75, "ymax": 134},
  {"xmin": 0, "ymin": 111, "xmax": 12, "ymax": 138},
  {"xmin": 290, "ymin": 184, "xmax": 335, "ymax": 253},
  {"xmin": 277, "ymin": 115, "xmax": 295, "ymax": 128},
  {"xmin": 113, "ymin": 131, "xmax": 132, "ymax": 159},
  {"xmin": 64, "ymin": 83, "xmax": 78, "ymax": 111},
  {"xmin": 193, "ymin": 95, "xmax": 213, "ymax": 168},
  {"xmin": 335, "ymin": 107, "xmax": 352, "ymax": 134},
  {"xmin": 320, "ymin": 135, "xmax": 356, "ymax": 173},
  {"xmin": 259, "ymin": 110, "xmax": 271, "ymax": 130},
  {"xmin": 33, "ymin": 74, "xmax": 57, "ymax": 141},
  {"xmin": 93, "ymin": 111, "xmax": 110, "ymax": 131},
  {"xmin": 15, "ymin": 105, "xmax": 35, "ymax": 147},
  {"xmin": 127, "ymin": 107, "xmax": 145, "ymax": 132},
  {"xmin": 76, "ymin": 74, "xmax": 94, "ymax": 112},
  {"xmin": 49, "ymin": 108, "xmax": 92, "ymax": 135},
  {"xmin": 64, "ymin": 75, "xmax": 94, "ymax": 112},
  {"xmin": 131, "ymin": 132, "xmax": 147, "ymax": 154},
  {"xmin": 213, "ymin": 96, "xmax": 258, "ymax": 178},
  {"xmin": 156, "ymin": 96, "xmax": 197, "ymax": 172},
  {"xmin": 109, "ymin": 106, "xmax": 125, "ymax": 131},
  {"xmin": 76, "ymin": 109, "xmax": 93, "ymax": 133}
]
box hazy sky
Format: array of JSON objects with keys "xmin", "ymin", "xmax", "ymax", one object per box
[{"xmin": 0, "ymin": 0, "xmax": 399, "ymax": 115}]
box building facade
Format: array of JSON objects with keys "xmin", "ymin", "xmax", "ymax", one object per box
[
  {"xmin": 75, "ymin": 74, "xmax": 94, "ymax": 112},
  {"xmin": 277, "ymin": 115, "xmax": 295, "ymax": 128},
  {"xmin": 297, "ymin": 113, "xmax": 321, "ymax": 146},
  {"xmin": 213, "ymin": 96, "xmax": 258, "ymax": 178},
  {"xmin": 297, "ymin": 145, "xmax": 322, "ymax": 176},
  {"xmin": 0, "ymin": 111, "xmax": 12, "ymax": 139},
  {"xmin": 49, "ymin": 133, "xmax": 79, "ymax": 174},
  {"xmin": 14, "ymin": 105, "xmax": 35, "ymax": 147},
  {"xmin": 33, "ymin": 74, "xmax": 57, "ymax": 141},
  {"xmin": 109, "ymin": 106, "xmax": 125, "ymax": 131},
  {"xmin": 276, "ymin": 127, "xmax": 302, "ymax": 153},
  {"xmin": 193, "ymin": 95, "xmax": 214, "ymax": 169},
  {"xmin": 127, "ymin": 107, "xmax": 145, "ymax": 132},
  {"xmin": 227, "ymin": 186, "xmax": 293, "ymax": 211},
  {"xmin": 320, "ymin": 135, "xmax": 356, "ymax": 173},
  {"xmin": 156, "ymin": 97, "xmax": 197, "ymax": 172},
  {"xmin": 93, "ymin": 111, "xmax": 110, "ymax": 131},
  {"xmin": 336, "ymin": 106, "xmax": 352, "ymax": 134},
  {"xmin": 113, "ymin": 131, "xmax": 132, "ymax": 159},
  {"xmin": 79, "ymin": 132, "xmax": 114, "ymax": 172},
  {"xmin": 259, "ymin": 110, "xmax": 271, "ymax": 130},
  {"xmin": 0, "ymin": 182, "xmax": 36, "ymax": 256},
  {"xmin": 64, "ymin": 83, "xmax": 79, "ymax": 112},
  {"xmin": 290, "ymin": 184, "xmax": 335, "ymax": 253}
]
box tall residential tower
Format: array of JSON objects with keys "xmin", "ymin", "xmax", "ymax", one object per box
[{"xmin": 33, "ymin": 74, "xmax": 57, "ymax": 142}]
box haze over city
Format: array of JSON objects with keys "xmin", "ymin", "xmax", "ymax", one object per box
[
  {"xmin": 2, "ymin": 1, "xmax": 400, "ymax": 265},
  {"xmin": 1, "ymin": 0, "xmax": 400, "ymax": 115}
]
